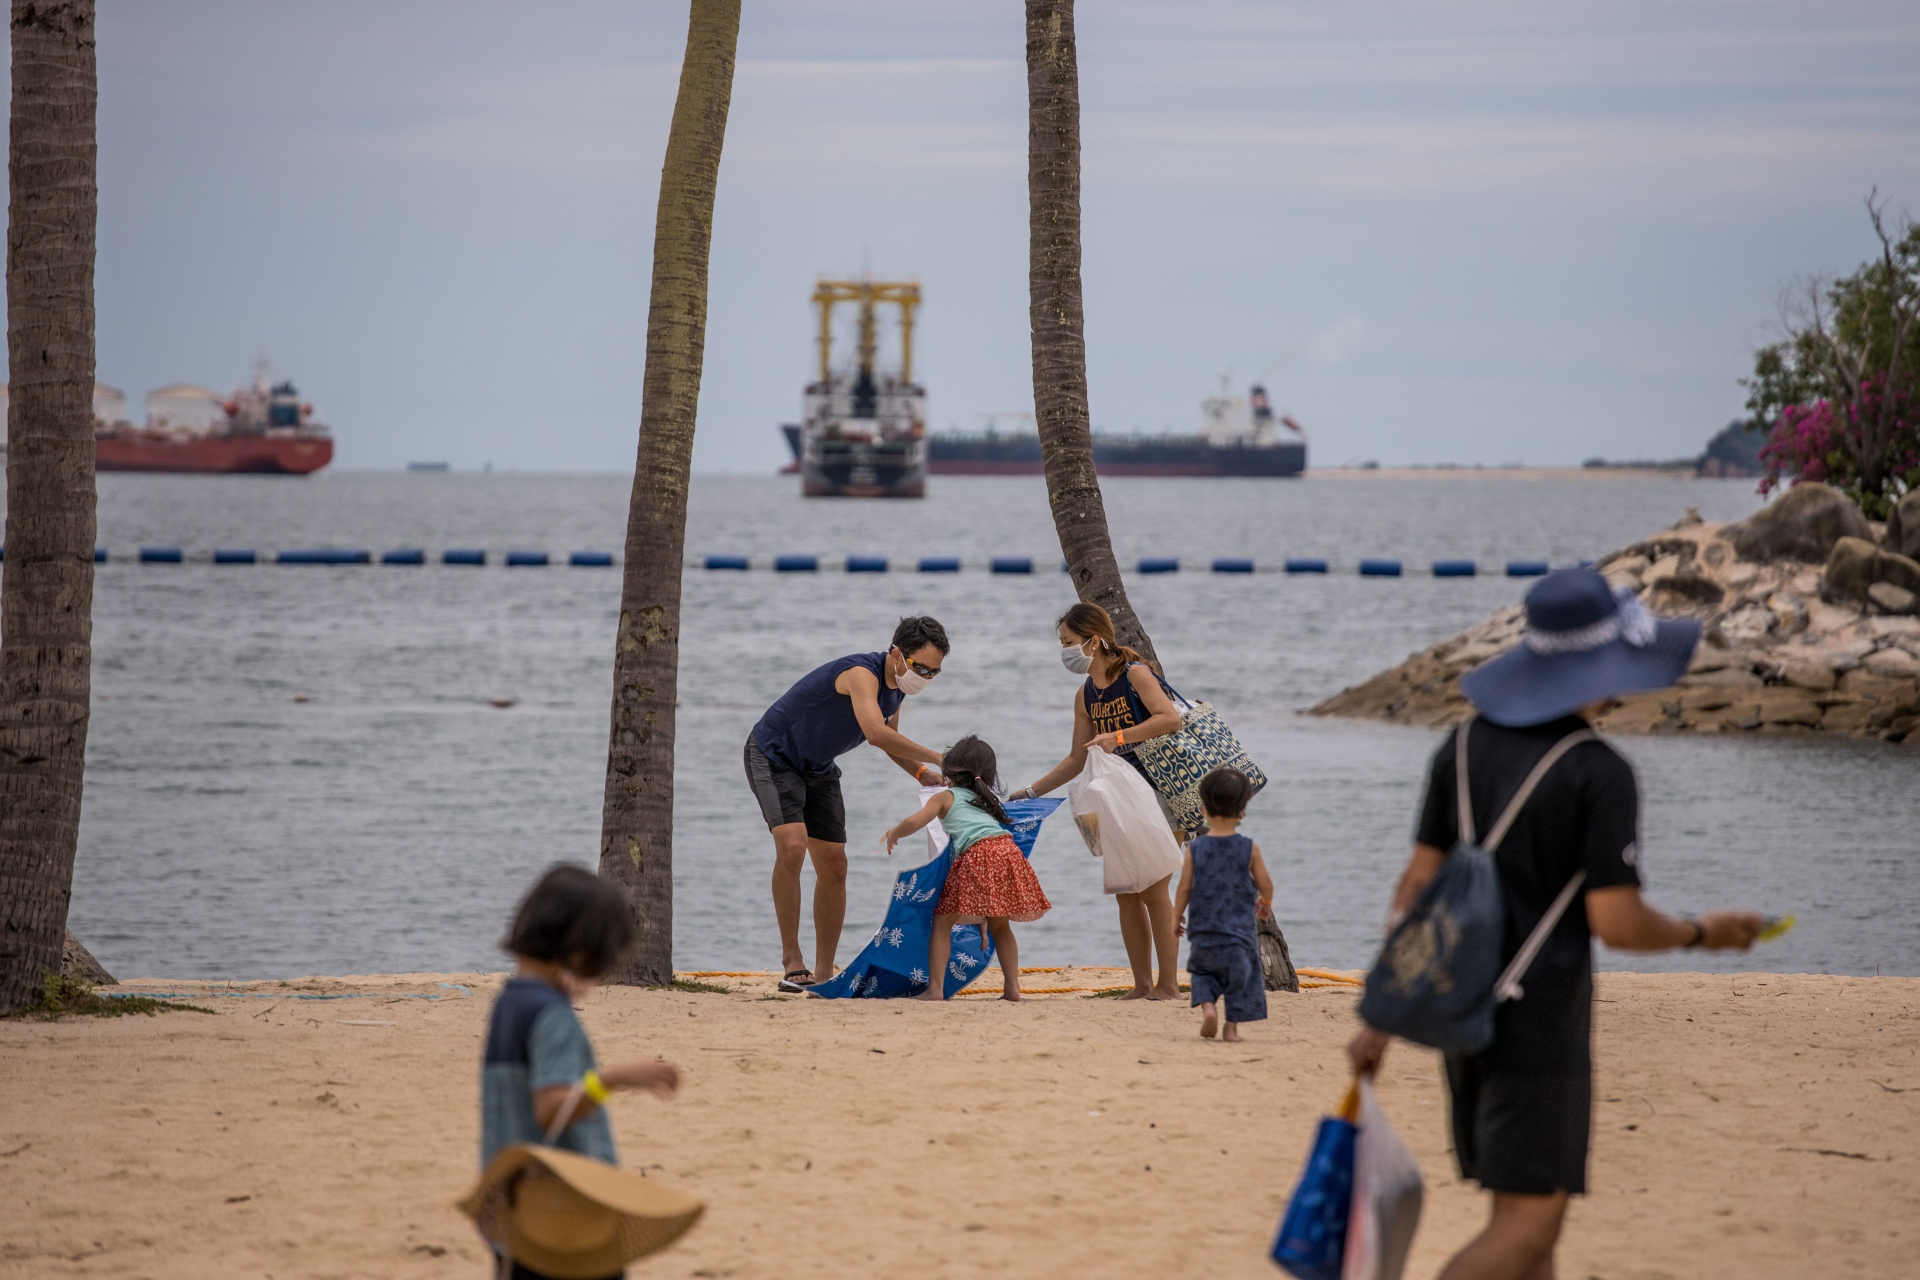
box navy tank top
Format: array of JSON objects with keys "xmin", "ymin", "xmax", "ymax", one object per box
[
  {"xmin": 1082, "ymin": 662, "xmax": 1161, "ymax": 780},
  {"xmin": 1186, "ymin": 833, "xmax": 1258, "ymax": 948},
  {"xmin": 752, "ymin": 652, "xmax": 903, "ymax": 776}
]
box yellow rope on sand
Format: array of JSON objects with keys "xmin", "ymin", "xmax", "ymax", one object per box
[{"xmin": 675, "ymin": 967, "xmax": 1366, "ymax": 992}]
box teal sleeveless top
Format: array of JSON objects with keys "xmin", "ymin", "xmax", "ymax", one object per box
[{"xmin": 939, "ymin": 787, "xmax": 1008, "ymax": 856}]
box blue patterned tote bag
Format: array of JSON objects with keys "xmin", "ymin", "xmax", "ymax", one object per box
[{"xmin": 1131, "ymin": 676, "xmax": 1267, "ymax": 834}]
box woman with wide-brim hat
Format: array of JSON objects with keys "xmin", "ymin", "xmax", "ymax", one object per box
[
  {"xmin": 1346, "ymin": 567, "xmax": 1763, "ymax": 1280},
  {"xmin": 1014, "ymin": 601, "xmax": 1186, "ymax": 1001}
]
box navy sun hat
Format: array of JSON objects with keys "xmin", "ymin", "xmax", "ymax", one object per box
[{"xmin": 1459, "ymin": 566, "xmax": 1701, "ymax": 727}]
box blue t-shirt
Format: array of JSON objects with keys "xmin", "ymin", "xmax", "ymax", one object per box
[
  {"xmin": 752, "ymin": 652, "xmax": 904, "ymax": 776},
  {"xmin": 480, "ymin": 977, "xmax": 617, "ymax": 1169}
]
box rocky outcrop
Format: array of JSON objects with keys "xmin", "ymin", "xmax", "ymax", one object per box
[
  {"xmin": 1731, "ymin": 482, "xmax": 1876, "ymax": 562},
  {"xmin": 1309, "ymin": 501, "xmax": 1920, "ymax": 744},
  {"xmin": 1884, "ymin": 491, "xmax": 1920, "ymax": 561}
]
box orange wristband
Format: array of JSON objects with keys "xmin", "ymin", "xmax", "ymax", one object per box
[{"xmin": 1115, "ymin": 728, "xmax": 1126, "ymax": 746}]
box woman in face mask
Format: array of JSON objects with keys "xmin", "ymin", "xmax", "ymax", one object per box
[{"xmin": 1012, "ymin": 602, "xmax": 1186, "ymax": 1001}]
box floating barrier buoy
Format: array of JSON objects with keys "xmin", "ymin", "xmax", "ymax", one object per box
[
  {"xmin": 1138, "ymin": 557, "xmax": 1179, "ymax": 574},
  {"xmin": 1284, "ymin": 557, "xmax": 1329, "ymax": 574},
  {"xmin": 505, "ymin": 551, "xmax": 549, "ymax": 567},
  {"xmin": 1359, "ymin": 558, "xmax": 1403, "ymax": 577},
  {"xmin": 280, "ymin": 549, "xmax": 370, "ymax": 565},
  {"xmin": 444, "ymin": 549, "xmax": 486, "ymax": 566},
  {"xmin": 1432, "ymin": 559, "xmax": 1476, "ymax": 577},
  {"xmin": 846, "ymin": 555, "xmax": 888, "ymax": 573},
  {"xmin": 569, "ymin": 551, "xmax": 613, "ymax": 567},
  {"xmin": 490, "ymin": 696, "xmax": 516, "ymax": 709},
  {"xmin": 1506, "ymin": 560, "xmax": 1550, "ymax": 577},
  {"xmin": 991, "ymin": 556, "xmax": 1033, "ymax": 574},
  {"xmin": 1212, "ymin": 558, "xmax": 1255, "ymax": 573},
  {"xmin": 918, "ymin": 556, "xmax": 960, "ymax": 573},
  {"xmin": 213, "ymin": 549, "xmax": 257, "ymax": 564},
  {"xmin": 382, "ymin": 549, "xmax": 425, "ymax": 565},
  {"xmin": 95, "ymin": 547, "xmax": 107, "ymax": 563},
  {"xmin": 704, "ymin": 554, "xmax": 749, "ymax": 570},
  {"xmin": 140, "ymin": 546, "xmax": 183, "ymax": 564},
  {"xmin": 775, "ymin": 554, "xmax": 818, "ymax": 572}
]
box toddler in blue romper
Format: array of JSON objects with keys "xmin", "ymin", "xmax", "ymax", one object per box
[{"xmin": 1173, "ymin": 767, "xmax": 1276, "ymax": 1042}]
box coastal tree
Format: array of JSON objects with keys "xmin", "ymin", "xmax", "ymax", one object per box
[
  {"xmin": 1747, "ymin": 191, "xmax": 1920, "ymax": 519},
  {"xmin": 597, "ymin": 0, "xmax": 740, "ymax": 987},
  {"xmin": 1025, "ymin": 0, "xmax": 1157, "ymax": 664},
  {"xmin": 0, "ymin": 0, "xmax": 99, "ymax": 1014}
]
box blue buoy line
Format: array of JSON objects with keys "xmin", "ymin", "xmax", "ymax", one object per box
[{"xmin": 71, "ymin": 546, "xmax": 1580, "ymax": 578}]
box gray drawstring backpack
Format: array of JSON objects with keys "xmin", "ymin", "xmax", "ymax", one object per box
[{"xmin": 1357, "ymin": 718, "xmax": 1595, "ymax": 1058}]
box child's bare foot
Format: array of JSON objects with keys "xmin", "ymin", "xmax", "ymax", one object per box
[
  {"xmin": 1222, "ymin": 1022, "xmax": 1242, "ymax": 1043},
  {"xmin": 913, "ymin": 990, "xmax": 944, "ymax": 1002},
  {"xmin": 1000, "ymin": 991, "xmax": 1021, "ymax": 1002},
  {"xmin": 1199, "ymin": 1002, "xmax": 1218, "ymax": 1038}
]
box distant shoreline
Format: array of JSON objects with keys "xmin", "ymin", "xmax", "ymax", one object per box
[{"xmin": 1309, "ymin": 465, "xmax": 1722, "ymax": 481}]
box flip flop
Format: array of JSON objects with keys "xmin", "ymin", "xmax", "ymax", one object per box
[{"xmin": 777, "ymin": 969, "xmax": 814, "ymax": 993}]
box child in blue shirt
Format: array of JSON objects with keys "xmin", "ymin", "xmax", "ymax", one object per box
[
  {"xmin": 1172, "ymin": 768, "xmax": 1275, "ymax": 1043},
  {"xmin": 481, "ymin": 864, "xmax": 679, "ymax": 1277}
]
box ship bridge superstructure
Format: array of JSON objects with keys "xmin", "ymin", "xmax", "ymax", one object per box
[{"xmin": 797, "ymin": 277, "xmax": 927, "ymax": 496}]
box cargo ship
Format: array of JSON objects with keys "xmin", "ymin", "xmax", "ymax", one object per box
[
  {"xmin": 786, "ymin": 278, "xmax": 926, "ymax": 497},
  {"xmin": 90, "ymin": 358, "xmax": 333, "ymax": 474},
  {"xmin": 780, "ymin": 378, "xmax": 1306, "ymax": 479}
]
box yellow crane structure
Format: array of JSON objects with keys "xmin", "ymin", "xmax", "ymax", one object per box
[{"xmin": 812, "ymin": 278, "xmax": 920, "ymax": 386}]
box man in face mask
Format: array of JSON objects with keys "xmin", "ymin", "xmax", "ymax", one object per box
[{"xmin": 744, "ymin": 615, "xmax": 951, "ymax": 991}]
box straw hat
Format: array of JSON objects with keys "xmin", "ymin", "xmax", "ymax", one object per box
[{"xmin": 458, "ymin": 1145, "xmax": 704, "ymax": 1278}]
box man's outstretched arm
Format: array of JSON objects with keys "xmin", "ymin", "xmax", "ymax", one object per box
[{"xmin": 838, "ymin": 666, "xmax": 944, "ymax": 765}]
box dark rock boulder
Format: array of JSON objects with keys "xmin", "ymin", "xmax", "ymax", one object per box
[
  {"xmin": 61, "ymin": 929, "xmax": 115, "ymax": 984},
  {"xmin": 1733, "ymin": 483, "xmax": 1875, "ymax": 562},
  {"xmin": 1885, "ymin": 491, "xmax": 1920, "ymax": 561},
  {"xmin": 1822, "ymin": 536, "xmax": 1920, "ymax": 606}
]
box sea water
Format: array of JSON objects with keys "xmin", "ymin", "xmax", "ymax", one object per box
[{"xmin": 22, "ymin": 471, "xmax": 1917, "ymax": 979}]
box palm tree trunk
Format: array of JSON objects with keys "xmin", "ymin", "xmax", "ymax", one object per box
[
  {"xmin": 0, "ymin": 0, "xmax": 98, "ymax": 1015},
  {"xmin": 598, "ymin": 0, "xmax": 739, "ymax": 987},
  {"xmin": 1025, "ymin": 0, "xmax": 1155, "ymax": 665}
]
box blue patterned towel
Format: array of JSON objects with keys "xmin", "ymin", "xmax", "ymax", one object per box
[{"xmin": 809, "ymin": 796, "xmax": 1062, "ymax": 999}]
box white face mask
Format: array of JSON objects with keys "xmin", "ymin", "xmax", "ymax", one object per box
[
  {"xmin": 1060, "ymin": 640, "xmax": 1094, "ymax": 675},
  {"xmin": 895, "ymin": 652, "xmax": 932, "ymax": 696}
]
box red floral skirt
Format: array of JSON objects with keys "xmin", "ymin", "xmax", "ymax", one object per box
[{"xmin": 934, "ymin": 833, "xmax": 1051, "ymax": 922}]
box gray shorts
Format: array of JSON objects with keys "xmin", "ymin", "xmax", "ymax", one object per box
[{"xmin": 743, "ymin": 734, "xmax": 846, "ymax": 844}]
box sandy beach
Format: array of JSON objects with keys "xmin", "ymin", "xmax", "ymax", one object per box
[{"xmin": 3, "ymin": 969, "xmax": 1914, "ymax": 1279}]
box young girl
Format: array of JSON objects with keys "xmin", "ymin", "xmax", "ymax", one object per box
[{"xmin": 884, "ymin": 735, "xmax": 1051, "ymax": 1001}]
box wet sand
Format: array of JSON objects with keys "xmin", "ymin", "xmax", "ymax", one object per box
[{"xmin": 2, "ymin": 969, "xmax": 1913, "ymax": 1279}]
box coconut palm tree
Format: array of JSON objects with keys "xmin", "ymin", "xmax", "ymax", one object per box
[
  {"xmin": 598, "ymin": 0, "xmax": 740, "ymax": 987},
  {"xmin": 1025, "ymin": 0, "xmax": 1155, "ymax": 663},
  {"xmin": 0, "ymin": 0, "xmax": 100, "ymax": 1014}
]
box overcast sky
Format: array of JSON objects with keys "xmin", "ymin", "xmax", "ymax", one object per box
[{"xmin": 79, "ymin": 1, "xmax": 1920, "ymax": 471}]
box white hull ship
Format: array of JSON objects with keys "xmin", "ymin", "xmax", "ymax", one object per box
[{"xmin": 787, "ymin": 278, "xmax": 926, "ymax": 498}]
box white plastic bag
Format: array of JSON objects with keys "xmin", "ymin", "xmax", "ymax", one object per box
[
  {"xmin": 1066, "ymin": 746, "xmax": 1184, "ymax": 895},
  {"xmin": 1343, "ymin": 1078, "xmax": 1424, "ymax": 1280}
]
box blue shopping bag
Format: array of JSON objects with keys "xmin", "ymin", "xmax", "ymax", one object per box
[{"xmin": 1271, "ymin": 1083, "xmax": 1359, "ymax": 1280}]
